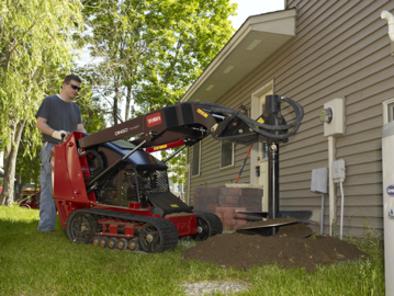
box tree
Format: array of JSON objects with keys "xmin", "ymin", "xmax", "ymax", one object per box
[
  {"xmin": 0, "ymin": 0, "xmax": 84, "ymax": 204},
  {"xmin": 82, "ymin": 0, "xmax": 236, "ymax": 185},
  {"xmin": 82, "ymin": 0, "xmax": 236, "ymax": 122}
]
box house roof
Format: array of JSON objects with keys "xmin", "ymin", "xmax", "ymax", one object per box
[{"xmin": 181, "ymin": 9, "xmax": 296, "ymax": 102}]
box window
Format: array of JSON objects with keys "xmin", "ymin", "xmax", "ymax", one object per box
[
  {"xmin": 221, "ymin": 141, "xmax": 234, "ymax": 168},
  {"xmin": 191, "ymin": 142, "xmax": 201, "ymax": 176},
  {"xmin": 388, "ymin": 102, "xmax": 394, "ymax": 123},
  {"xmin": 383, "ymin": 99, "xmax": 394, "ymax": 124}
]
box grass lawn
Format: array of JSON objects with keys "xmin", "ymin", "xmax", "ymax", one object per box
[{"xmin": 0, "ymin": 206, "xmax": 385, "ymax": 296}]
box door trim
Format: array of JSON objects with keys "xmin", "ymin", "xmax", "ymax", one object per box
[
  {"xmin": 250, "ymin": 80, "xmax": 274, "ymax": 212},
  {"xmin": 251, "ymin": 81, "xmax": 274, "ymax": 120}
]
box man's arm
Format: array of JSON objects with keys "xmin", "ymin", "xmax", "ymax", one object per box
[
  {"xmin": 36, "ymin": 117, "xmax": 55, "ymax": 136},
  {"xmin": 36, "ymin": 117, "xmax": 68, "ymax": 140}
]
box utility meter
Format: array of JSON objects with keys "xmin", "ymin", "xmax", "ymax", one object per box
[
  {"xmin": 323, "ymin": 98, "xmax": 345, "ymax": 136},
  {"xmin": 320, "ymin": 107, "xmax": 333, "ymax": 124}
]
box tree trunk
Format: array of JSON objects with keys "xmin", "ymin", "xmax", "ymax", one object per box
[
  {"xmin": 0, "ymin": 120, "xmax": 25, "ymax": 205},
  {"xmin": 113, "ymin": 81, "xmax": 119, "ymax": 125},
  {"xmin": 124, "ymin": 85, "xmax": 132, "ymax": 121}
]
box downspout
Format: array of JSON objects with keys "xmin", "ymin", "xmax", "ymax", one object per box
[
  {"xmin": 328, "ymin": 136, "xmax": 336, "ymax": 236},
  {"xmin": 323, "ymin": 98, "xmax": 345, "ymax": 236},
  {"xmin": 187, "ymin": 161, "xmax": 191, "ymax": 205}
]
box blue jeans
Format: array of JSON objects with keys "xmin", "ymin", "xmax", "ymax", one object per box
[{"xmin": 37, "ymin": 143, "xmax": 56, "ymax": 232}]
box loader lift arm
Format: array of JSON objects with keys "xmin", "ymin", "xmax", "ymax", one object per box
[{"xmin": 79, "ymin": 95, "xmax": 303, "ymax": 151}]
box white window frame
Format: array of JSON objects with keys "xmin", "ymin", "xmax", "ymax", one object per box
[
  {"xmin": 191, "ymin": 141, "xmax": 201, "ymax": 176},
  {"xmin": 383, "ymin": 98, "xmax": 394, "ymax": 124},
  {"xmin": 220, "ymin": 141, "xmax": 235, "ymax": 169}
]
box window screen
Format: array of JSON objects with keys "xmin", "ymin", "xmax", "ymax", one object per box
[
  {"xmin": 221, "ymin": 141, "xmax": 234, "ymax": 167},
  {"xmin": 389, "ymin": 102, "xmax": 394, "ymax": 123}
]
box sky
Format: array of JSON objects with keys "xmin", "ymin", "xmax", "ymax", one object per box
[{"xmin": 230, "ymin": 0, "xmax": 285, "ymax": 29}]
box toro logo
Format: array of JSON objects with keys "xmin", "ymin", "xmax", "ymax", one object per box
[
  {"xmin": 146, "ymin": 112, "xmax": 162, "ymax": 127},
  {"xmin": 387, "ymin": 185, "xmax": 394, "ymax": 197}
]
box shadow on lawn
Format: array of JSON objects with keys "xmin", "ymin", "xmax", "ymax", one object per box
[{"xmin": 0, "ymin": 215, "xmax": 65, "ymax": 239}]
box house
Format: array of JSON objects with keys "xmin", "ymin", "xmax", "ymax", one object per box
[{"xmin": 181, "ymin": 0, "xmax": 394, "ymax": 236}]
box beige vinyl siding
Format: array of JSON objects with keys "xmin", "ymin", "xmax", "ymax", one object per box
[
  {"xmin": 280, "ymin": 0, "xmax": 393, "ymax": 234},
  {"xmin": 276, "ymin": 0, "xmax": 393, "ymax": 235},
  {"xmin": 188, "ymin": 0, "xmax": 394, "ymax": 235}
]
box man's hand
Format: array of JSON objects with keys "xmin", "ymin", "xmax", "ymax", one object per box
[{"xmin": 51, "ymin": 130, "xmax": 68, "ymax": 141}]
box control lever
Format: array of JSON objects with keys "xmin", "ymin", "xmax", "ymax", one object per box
[{"xmin": 60, "ymin": 132, "xmax": 67, "ymax": 141}]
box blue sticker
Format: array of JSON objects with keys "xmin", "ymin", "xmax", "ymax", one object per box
[{"xmin": 387, "ymin": 185, "xmax": 394, "ymax": 196}]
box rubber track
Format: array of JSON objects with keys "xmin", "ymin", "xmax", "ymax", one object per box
[{"xmin": 74, "ymin": 208, "xmax": 179, "ymax": 252}]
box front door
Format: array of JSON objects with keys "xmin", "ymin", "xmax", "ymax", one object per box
[{"xmin": 250, "ymin": 83, "xmax": 272, "ymax": 212}]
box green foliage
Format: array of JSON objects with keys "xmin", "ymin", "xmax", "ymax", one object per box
[
  {"xmin": 0, "ymin": 0, "xmax": 236, "ymax": 190},
  {"xmin": 82, "ymin": 0, "xmax": 236, "ymax": 113},
  {"xmin": 161, "ymin": 149, "xmax": 187, "ymax": 185},
  {"xmin": 0, "ymin": 0, "xmax": 84, "ymax": 142},
  {"xmin": 0, "ymin": 0, "xmax": 85, "ymax": 198},
  {"xmin": 82, "ymin": 0, "xmax": 236, "ymax": 184},
  {"xmin": 0, "ymin": 206, "xmax": 385, "ymax": 296},
  {"xmin": 15, "ymin": 135, "xmax": 41, "ymax": 185}
]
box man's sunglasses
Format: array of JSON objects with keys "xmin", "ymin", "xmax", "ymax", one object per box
[{"xmin": 70, "ymin": 84, "xmax": 81, "ymax": 91}]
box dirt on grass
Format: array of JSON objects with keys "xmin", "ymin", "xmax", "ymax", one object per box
[{"xmin": 183, "ymin": 224, "xmax": 367, "ymax": 271}]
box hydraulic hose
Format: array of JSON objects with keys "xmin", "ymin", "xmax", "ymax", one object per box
[{"xmin": 195, "ymin": 96, "xmax": 304, "ymax": 142}]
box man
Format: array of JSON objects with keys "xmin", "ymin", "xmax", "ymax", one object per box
[{"xmin": 36, "ymin": 74, "xmax": 86, "ymax": 232}]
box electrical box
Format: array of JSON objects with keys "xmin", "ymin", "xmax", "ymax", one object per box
[
  {"xmin": 332, "ymin": 159, "xmax": 346, "ymax": 183},
  {"xmin": 323, "ymin": 98, "xmax": 345, "ymax": 136},
  {"xmin": 311, "ymin": 167, "xmax": 328, "ymax": 194}
]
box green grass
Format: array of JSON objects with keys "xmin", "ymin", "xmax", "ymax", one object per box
[{"xmin": 0, "ymin": 206, "xmax": 385, "ymax": 296}]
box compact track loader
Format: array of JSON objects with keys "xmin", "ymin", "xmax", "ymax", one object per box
[{"xmin": 52, "ymin": 96, "xmax": 303, "ymax": 252}]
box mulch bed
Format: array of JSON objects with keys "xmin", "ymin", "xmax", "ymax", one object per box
[{"xmin": 183, "ymin": 224, "xmax": 367, "ymax": 271}]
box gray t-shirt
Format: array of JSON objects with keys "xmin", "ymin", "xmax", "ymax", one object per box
[{"xmin": 36, "ymin": 95, "xmax": 82, "ymax": 144}]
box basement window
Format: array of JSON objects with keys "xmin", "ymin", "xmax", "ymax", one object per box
[
  {"xmin": 220, "ymin": 141, "xmax": 234, "ymax": 168},
  {"xmin": 191, "ymin": 142, "xmax": 201, "ymax": 176},
  {"xmin": 383, "ymin": 99, "xmax": 394, "ymax": 124}
]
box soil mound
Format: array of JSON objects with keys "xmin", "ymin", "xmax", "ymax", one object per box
[{"xmin": 183, "ymin": 224, "xmax": 367, "ymax": 271}]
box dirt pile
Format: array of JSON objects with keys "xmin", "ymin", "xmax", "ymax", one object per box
[{"xmin": 183, "ymin": 224, "xmax": 367, "ymax": 271}]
